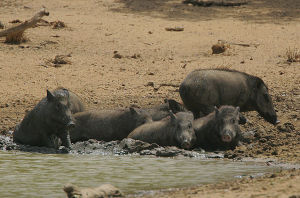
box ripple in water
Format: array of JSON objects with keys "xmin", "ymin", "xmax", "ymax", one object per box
[{"xmin": 0, "ymin": 151, "xmax": 278, "ymax": 197}]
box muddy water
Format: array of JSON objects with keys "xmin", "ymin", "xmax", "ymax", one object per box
[{"xmin": 0, "ymin": 151, "xmax": 278, "ymax": 197}]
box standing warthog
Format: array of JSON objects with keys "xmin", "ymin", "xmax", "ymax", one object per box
[
  {"xmin": 70, "ymin": 107, "xmax": 152, "ymax": 142},
  {"xmin": 145, "ymin": 99, "xmax": 187, "ymax": 121},
  {"xmin": 193, "ymin": 106, "xmax": 242, "ymax": 150},
  {"xmin": 13, "ymin": 89, "xmax": 75, "ymax": 148},
  {"xmin": 54, "ymin": 88, "xmax": 85, "ymax": 114},
  {"xmin": 179, "ymin": 68, "xmax": 278, "ymax": 124},
  {"xmin": 127, "ymin": 111, "xmax": 196, "ymax": 149}
]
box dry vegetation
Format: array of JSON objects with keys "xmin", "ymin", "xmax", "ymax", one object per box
[
  {"xmin": 4, "ymin": 31, "xmax": 27, "ymax": 43},
  {"xmin": 286, "ymin": 47, "xmax": 300, "ymax": 63}
]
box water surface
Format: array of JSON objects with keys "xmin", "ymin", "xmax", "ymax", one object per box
[{"xmin": 0, "ymin": 151, "xmax": 277, "ymax": 197}]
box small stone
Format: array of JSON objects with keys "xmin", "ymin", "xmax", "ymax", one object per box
[
  {"xmin": 113, "ymin": 53, "xmax": 122, "ymax": 59},
  {"xmin": 212, "ymin": 43, "xmax": 226, "ymax": 54},
  {"xmin": 146, "ymin": 82, "xmax": 154, "ymax": 87}
]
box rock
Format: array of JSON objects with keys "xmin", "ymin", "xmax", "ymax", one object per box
[
  {"xmin": 119, "ymin": 138, "xmax": 159, "ymax": 153},
  {"xmin": 113, "ymin": 51, "xmax": 123, "ymax": 59},
  {"xmin": 51, "ymin": 20, "xmax": 66, "ymax": 29},
  {"xmin": 212, "ymin": 43, "xmax": 227, "ymax": 54},
  {"xmin": 241, "ymin": 131, "xmax": 256, "ymax": 143},
  {"xmin": 155, "ymin": 146, "xmax": 181, "ymax": 157},
  {"xmin": 277, "ymin": 122, "xmax": 295, "ymax": 132}
]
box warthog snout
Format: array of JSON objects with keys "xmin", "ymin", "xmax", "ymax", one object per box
[
  {"xmin": 181, "ymin": 140, "xmax": 192, "ymax": 149},
  {"xmin": 67, "ymin": 120, "xmax": 75, "ymax": 129},
  {"xmin": 221, "ymin": 131, "xmax": 232, "ymax": 143}
]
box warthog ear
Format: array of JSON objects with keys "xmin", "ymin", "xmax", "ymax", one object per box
[
  {"xmin": 169, "ymin": 110, "xmax": 176, "ymax": 121},
  {"xmin": 46, "ymin": 90, "xmax": 55, "ymax": 102},
  {"xmin": 129, "ymin": 107, "xmax": 138, "ymax": 115},
  {"xmin": 168, "ymin": 99, "xmax": 181, "ymax": 113},
  {"xmin": 234, "ymin": 106, "xmax": 240, "ymax": 113},
  {"xmin": 214, "ymin": 106, "xmax": 219, "ymax": 117},
  {"xmin": 62, "ymin": 88, "xmax": 70, "ymax": 99},
  {"xmin": 255, "ymin": 77, "xmax": 266, "ymax": 89}
]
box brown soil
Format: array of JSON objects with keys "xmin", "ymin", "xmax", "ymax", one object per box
[
  {"xmin": 0, "ymin": 0, "xmax": 299, "ymax": 197},
  {"xmin": 140, "ymin": 168, "xmax": 300, "ymax": 198}
]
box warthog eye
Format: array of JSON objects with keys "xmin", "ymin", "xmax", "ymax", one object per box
[
  {"xmin": 56, "ymin": 103, "xmax": 63, "ymax": 111},
  {"xmin": 230, "ymin": 118, "xmax": 235, "ymax": 124},
  {"xmin": 264, "ymin": 94, "xmax": 269, "ymax": 102}
]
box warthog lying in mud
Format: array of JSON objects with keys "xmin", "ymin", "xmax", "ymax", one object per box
[
  {"xmin": 70, "ymin": 107, "xmax": 152, "ymax": 142},
  {"xmin": 179, "ymin": 68, "xmax": 278, "ymax": 125},
  {"xmin": 13, "ymin": 88, "xmax": 75, "ymax": 149},
  {"xmin": 64, "ymin": 183, "xmax": 123, "ymax": 198},
  {"xmin": 193, "ymin": 106, "xmax": 242, "ymax": 150},
  {"xmin": 145, "ymin": 99, "xmax": 187, "ymax": 121},
  {"xmin": 128, "ymin": 111, "xmax": 196, "ymax": 149}
]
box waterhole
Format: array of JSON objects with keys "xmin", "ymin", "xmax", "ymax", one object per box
[{"xmin": 0, "ymin": 151, "xmax": 278, "ymax": 197}]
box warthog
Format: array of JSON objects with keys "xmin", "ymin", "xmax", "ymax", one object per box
[
  {"xmin": 179, "ymin": 68, "xmax": 278, "ymax": 124},
  {"xmin": 128, "ymin": 111, "xmax": 196, "ymax": 149},
  {"xmin": 145, "ymin": 99, "xmax": 187, "ymax": 121},
  {"xmin": 70, "ymin": 107, "xmax": 152, "ymax": 142},
  {"xmin": 13, "ymin": 89, "xmax": 75, "ymax": 148},
  {"xmin": 193, "ymin": 106, "xmax": 242, "ymax": 150}
]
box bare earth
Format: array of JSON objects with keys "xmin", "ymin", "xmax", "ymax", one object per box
[{"xmin": 0, "ymin": 0, "xmax": 299, "ymax": 197}]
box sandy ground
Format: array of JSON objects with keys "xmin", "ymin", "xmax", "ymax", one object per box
[
  {"xmin": 0, "ymin": 0, "xmax": 299, "ymax": 197},
  {"xmin": 141, "ymin": 168, "xmax": 300, "ymax": 198}
]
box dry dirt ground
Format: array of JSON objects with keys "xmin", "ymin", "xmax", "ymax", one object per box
[{"xmin": 0, "ymin": 0, "xmax": 299, "ymax": 197}]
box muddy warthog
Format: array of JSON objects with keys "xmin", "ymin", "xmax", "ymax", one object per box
[
  {"xmin": 54, "ymin": 88, "xmax": 85, "ymax": 114},
  {"xmin": 145, "ymin": 99, "xmax": 187, "ymax": 121},
  {"xmin": 127, "ymin": 111, "xmax": 196, "ymax": 149},
  {"xmin": 13, "ymin": 89, "xmax": 75, "ymax": 148},
  {"xmin": 70, "ymin": 107, "xmax": 152, "ymax": 142},
  {"xmin": 63, "ymin": 183, "xmax": 123, "ymax": 198},
  {"xmin": 179, "ymin": 68, "xmax": 278, "ymax": 124},
  {"xmin": 193, "ymin": 106, "xmax": 242, "ymax": 150}
]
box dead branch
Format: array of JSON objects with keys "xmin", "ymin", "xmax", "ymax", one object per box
[
  {"xmin": 183, "ymin": 0, "xmax": 248, "ymax": 7},
  {"xmin": 0, "ymin": 8, "xmax": 49, "ymax": 38},
  {"xmin": 154, "ymin": 83, "xmax": 180, "ymax": 91},
  {"xmin": 218, "ymin": 40, "xmax": 260, "ymax": 48}
]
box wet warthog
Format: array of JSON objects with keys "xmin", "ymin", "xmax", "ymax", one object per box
[
  {"xmin": 54, "ymin": 88, "xmax": 85, "ymax": 114},
  {"xmin": 70, "ymin": 107, "xmax": 152, "ymax": 142},
  {"xmin": 193, "ymin": 106, "xmax": 242, "ymax": 150},
  {"xmin": 127, "ymin": 111, "xmax": 196, "ymax": 149},
  {"xmin": 63, "ymin": 183, "xmax": 123, "ymax": 198},
  {"xmin": 13, "ymin": 89, "xmax": 75, "ymax": 148},
  {"xmin": 179, "ymin": 68, "xmax": 278, "ymax": 124},
  {"xmin": 145, "ymin": 99, "xmax": 187, "ymax": 121}
]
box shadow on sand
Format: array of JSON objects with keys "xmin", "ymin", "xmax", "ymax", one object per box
[{"xmin": 109, "ymin": 0, "xmax": 300, "ymax": 23}]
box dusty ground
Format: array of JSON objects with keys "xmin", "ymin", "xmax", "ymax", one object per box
[
  {"xmin": 0, "ymin": 0, "xmax": 299, "ymax": 197},
  {"xmin": 141, "ymin": 168, "xmax": 300, "ymax": 198}
]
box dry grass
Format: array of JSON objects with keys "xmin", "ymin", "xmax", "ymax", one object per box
[
  {"xmin": 286, "ymin": 47, "xmax": 300, "ymax": 63},
  {"xmin": 51, "ymin": 20, "xmax": 66, "ymax": 29},
  {"xmin": 5, "ymin": 31, "xmax": 27, "ymax": 44},
  {"xmin": 43, "ymin": 54, "xmax": 72, "ymax": 68},
  {"xmin": 0, "ymin": 21, "xmax": 4, "ymax": 29}
]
